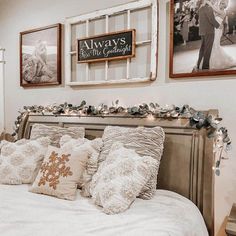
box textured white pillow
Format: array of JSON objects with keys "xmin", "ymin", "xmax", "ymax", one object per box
[
  {"xmin": 98, "ymin": 126, "xmax": 165, "ymax": 199},
  {"xmin": 0, "ymin": 137, "xmax": 50, "ymax": 185},
  {"xmin": 59, "ymin": 135, "xmax": 103, "ymax": 189},
  {"xmin": 30, "ymin": 124, "xmax": 85, "ymax": 147},
  {"xmin": 91, "ymin": 142, "xmax": 159, "ymax": 214},
  {"xmin": 0, "ymin": 138, "xmax": 30, "ymax": 150}
]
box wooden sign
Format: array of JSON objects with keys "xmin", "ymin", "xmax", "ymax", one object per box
[{"xmin": 77, "ymin": 29, "xmax": 135, "ymax": 63}]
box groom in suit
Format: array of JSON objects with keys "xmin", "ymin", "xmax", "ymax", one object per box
[{"xmin": 195, "ymin": 0, "xmax": 220, "ymax": 71}]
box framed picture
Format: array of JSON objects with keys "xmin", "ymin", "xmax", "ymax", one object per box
[
  {"xmin": 20, "ymin": 24, "xmax": 61, "ymax": 87},
  {"xmin": 169, "ymin": 0, "xmax": 236, "ymax": 78}
]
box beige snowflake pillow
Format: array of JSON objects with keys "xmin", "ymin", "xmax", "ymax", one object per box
[
  {"xmin": 98, "ymin": 126, "xmax": 165, "ymax": 200},
  {"xmin": 30, "ymin": 124, "xmax": 85, "ymax": 147},
  {"xmin": 0, "ymin": 137, "xmax": 50, "ymax": 185},
  {"xmin": 29, "ymin": 136, "xmax": 102, "ymax": 200},
  {"xmin": 91, "ymin": 142, "xmax": 159, "ymax": 214}
]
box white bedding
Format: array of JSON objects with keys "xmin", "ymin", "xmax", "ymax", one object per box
[{"xmin": 0, "ymin": 185, "xmax": 208, "ymax": 236}]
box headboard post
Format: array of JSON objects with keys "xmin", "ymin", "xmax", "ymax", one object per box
[
  {"xmin": 17, "ymin": 112, "xmax": 29, "ymax": 139},
  {"xmin": 202, "ymin": 109, "xmax": 218, "ymax": 236}
]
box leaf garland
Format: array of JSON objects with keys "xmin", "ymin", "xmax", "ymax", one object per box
[{"xmin": 13, "ymin": 100, "xmax": 231, "ymax": 175}]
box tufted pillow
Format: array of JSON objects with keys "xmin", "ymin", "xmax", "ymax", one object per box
[
  {"xmin": 0, "ymin": 137, "xmax": 50, "ymax": 185},
  {"xmin": 91, "ymin": 142, "xmax": 158, "ymax": 214},
  {"xmin": 97, "ymin": 126, "xmax": 165, "ymax": 199},
  {"xmin": 30, "ymin": 124, "xmax": 85, "ymax": 147},
  {"xmin": 29, "ymin": 136, "xmax": 102, "ymax": 200},
  {"xmin": 0, "ymin": 138, "xmax": 30, "ymax": 150}
]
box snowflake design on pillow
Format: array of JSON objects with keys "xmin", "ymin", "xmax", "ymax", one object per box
[{"xmin": 38, "ymin": 151, "xmax": 72, "ymax": 190}]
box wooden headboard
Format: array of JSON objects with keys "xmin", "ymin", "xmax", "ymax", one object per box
[{"xmin": 18, "ymin": 110, "xmax": 217, "ymax": 236}]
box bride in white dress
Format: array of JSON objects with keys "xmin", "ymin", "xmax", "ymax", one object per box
[{"xmin": 207, "ymin": 0, "xmax": 236, "ymax": 70}]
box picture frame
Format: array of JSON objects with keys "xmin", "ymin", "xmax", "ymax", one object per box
[
  {"xmin": 20, "ymin": 23, "xmax": 62, "ymax": 87},
  {"xmin": 169, "ymin": 0, "xmax": 236, "ymax": 78}
]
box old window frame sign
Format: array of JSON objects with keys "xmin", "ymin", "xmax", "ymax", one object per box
[
  {"xmin": 77, "ymin": 29, "xmax": 136, "ymax": 63},
  {"xmin": 65, "ymin": 0, "xmax": 158, "ymax": 86}
]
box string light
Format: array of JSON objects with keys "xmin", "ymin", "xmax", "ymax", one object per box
[
  {"xmin": 12, "ymin": 100, "xmax": 231, "ymax": 175},
  {"xmin": 147, "ymin": 114, "xmax": 155, "ymax": 121}
]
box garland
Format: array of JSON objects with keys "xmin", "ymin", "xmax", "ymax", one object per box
[{"xmin": 13, "ymin": 101, "xmax": 231, "ymax": 175}]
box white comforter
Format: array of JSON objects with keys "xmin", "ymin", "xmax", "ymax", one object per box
[{"xmin": 0, "ymin": 185, "xmax": 208, "ymax": 236}]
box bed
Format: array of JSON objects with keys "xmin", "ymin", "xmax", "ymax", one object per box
[{"xmin": 0, "ymin": 110, "xmax": 217, "ymax": 236}]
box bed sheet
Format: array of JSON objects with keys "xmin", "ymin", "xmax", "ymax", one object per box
[{"xmin": 0, "ymin": 185, "xmax": 208, "ymax": 236}]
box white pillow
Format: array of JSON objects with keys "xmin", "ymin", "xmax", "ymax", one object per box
[
  {"xmin": 91, "ymin": 142, "xmax": 159, "ymax": 214},
  {"xmin": 98, "ymin": 126, "xmax": 165, "ymax": 199},
  {"xmin": 59, "ymin": 135, "xmax": 103, "ymax": 189},
  {"xmin": 0, "ymin": 138, "xmax": 30, "ymax": 150},
  {"xmin": 30, "ymin": 124, "xmax": 85, "ymax": 147},
  {"xmin": 0, "ymin": 137, "xmax": 50, "ymax": 184}
]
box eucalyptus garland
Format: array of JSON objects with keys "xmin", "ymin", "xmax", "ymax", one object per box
[{"xmin": 13, "ymin": 100, "xmax": 231, "ymax": 175}]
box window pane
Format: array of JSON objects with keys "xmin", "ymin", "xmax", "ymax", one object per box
[
  {"xmin": 130, "ymin": 44, "xmax": 151, "ymax": 78},
  {"xmin": 71, "ymin": 22, "xmax": 86, "ymax": 51},
  {"xmin": 130, "ymin": 7, "xmax": 152, "ymax": 42}
]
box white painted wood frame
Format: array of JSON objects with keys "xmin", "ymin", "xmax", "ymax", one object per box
[
  {"xmin": 65, "ymin": 0, "xmax": 158, "ymax": 86},
  {"xmin": 0, "ymin": 48, "xmax": 5, "ymax": 131}
]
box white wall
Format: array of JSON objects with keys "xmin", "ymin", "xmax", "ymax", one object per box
[
  {"xmin": 0, "ymin": 49, "xmax": 5, "ymax": 131},
  {"xmin": 0, "ymin": 0, "xmax": 235, "ymax": 234}
]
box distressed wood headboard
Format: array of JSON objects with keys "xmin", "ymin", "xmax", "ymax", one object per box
[{"xmin": 18, "ymin": 110, "xmax": 217, "ymax": 236}]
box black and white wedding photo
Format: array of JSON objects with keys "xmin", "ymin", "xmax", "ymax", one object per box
[{"xmin": 170, "ymin": 0, "xmax": 236, "ymax": 77}]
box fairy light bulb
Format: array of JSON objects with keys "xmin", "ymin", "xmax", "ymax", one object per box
[{"xmin": 147, "ymin": 114, "xmax": 155, "ymax": 121}]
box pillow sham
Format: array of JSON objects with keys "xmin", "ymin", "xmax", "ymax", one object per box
[
  {"xmin": 0, "ymin": 137, "xmax": 50, "ymax": 185},
  {"xmin": 0, "ymin": 138, "xmax": 30, "ymax": 150},
  {"xmin": 91, "ymin": 142, "xmax": 158, "ymax": 214},
  {"xmin": 80, "ymin": 142, "xmax": 102, "ymax": 197},
  {"xmin": 29, "ymin": 136, "xmax": 102, "ymax": 200},
  {"xmin": 97, "ymin": 126, "xmax": 165, "ymax": 199},
  {"xmin": 60, "ymin": 135, "xmax": 103, "ymax": 189},
  {"xmin": 30, "ymin": 124, "xmax": 85, "ymax": 147}
]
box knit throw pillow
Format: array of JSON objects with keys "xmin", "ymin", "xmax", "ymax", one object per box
[
  {"xmin": 91, "ymin": 142, "xmax": 158, "ymax": 214},
  {"xmin": 97, "ymin": 126, "xmax": 165, "ymax": 199}
]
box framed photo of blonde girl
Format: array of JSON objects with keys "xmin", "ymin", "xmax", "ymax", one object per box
[
  {"xmin": 20, "ymin": 24, "xmax": 61, "ymax": 87},
  {"xmin": 169, "ymin": 0, "xmax": 236, "ymax": 78}
]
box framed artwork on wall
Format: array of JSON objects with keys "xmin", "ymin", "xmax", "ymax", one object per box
[
  {"xmin": 20, "ymin": 24, "xmax": 61, "ymax": 87},
  {"xmin": 169, "ymin": 0, "xmax": 236, "ymax": 78},
  {"xmin": 65, "ymin": 0, "xmax": 158, "ymax": 86}
]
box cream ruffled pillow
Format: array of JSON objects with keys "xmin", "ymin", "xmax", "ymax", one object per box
[
  {"xmin": 91, "ymin": 142, "xmax": 159, "ymax": 214},
  {"xmin": 97, "ymin": 126, "xmax": 165, "ymax": 200},
  {"xmin": 0, "ymin": 137, "xmax": 50, "ymax": 185},
  {"xmin": 30, "ymin": 124, "xmax": 85, "ymax": 147},
  {"xmin": 59, "ymin": 135, "xmax": 103, "ymax": 189},
  {"xmin": 29, "ymin": 136, "xmax": 102, "ymax": 200}
]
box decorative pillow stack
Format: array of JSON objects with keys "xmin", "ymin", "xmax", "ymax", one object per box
[
  {"xmin": 89, "ymin": 126, "xmax": 165, "ymax": 200},
  {"xmin": 91, "ymin": 142, "xmax": 159, "ymax": 214},
  {"xmin": 0, "ymin": 123, "xmax": 165, "ymax": 215},
  {"xmin": 0, "ymin": 137, "xmax": 50, "ymax": 185},
  {"xmin": 30, "ymin": 124, "xmax": 85, "ymax": 147},
  {"xmin": 29, "ymin": 136, "xmax": 102, "ymax": 200}
]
